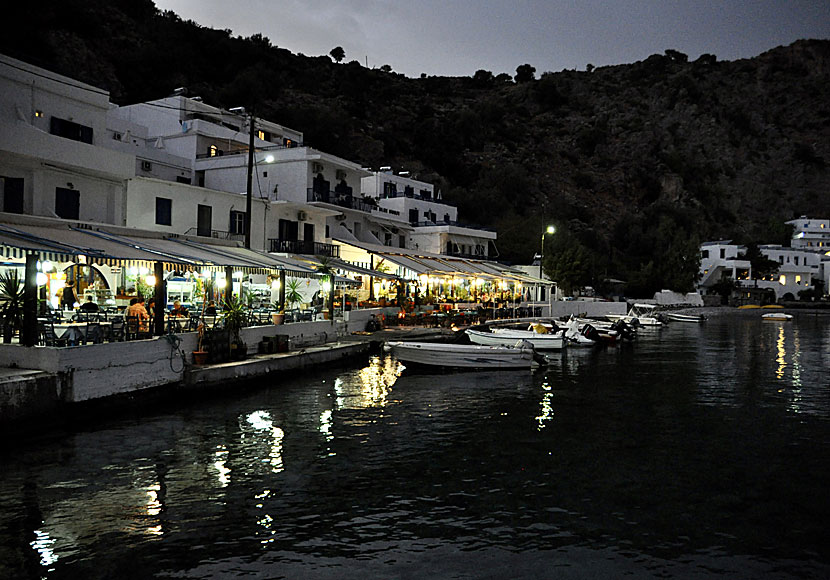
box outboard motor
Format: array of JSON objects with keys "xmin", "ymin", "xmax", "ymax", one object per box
[
  {"xmin": 613, "ymin": 320, "xmax": 636, "ymax": 341},
  {"xmin": 581, "ymin": 324, "xmax": 601, "ymax": 343}
]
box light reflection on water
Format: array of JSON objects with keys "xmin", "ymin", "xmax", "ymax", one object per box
[{"xmin": 1, "ymin": 312, "xmax": 829, "ymax": 579}]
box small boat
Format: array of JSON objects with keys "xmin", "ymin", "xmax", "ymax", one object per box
[
  {"xmin": 606, "ymin": 303, "xmax": 663, "ymax": 327},
  {"xmin": 384, "ymin": 340, "xmax": 540, "ymax": 370},
  {"xmin": 662, "ymin": 312, "xmax": 706, "ymax": 323},
  {"xmin": 761, "ymin": 312, "xmax": 793, "ymax": 321},
  {"xmin": 467, "ymin": 327, "xmax": 566, "ymax": 350}
]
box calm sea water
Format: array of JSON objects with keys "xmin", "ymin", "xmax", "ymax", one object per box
[{"xmin": 1, "ymin": 311, "xmax": 829, "ymax": 579}]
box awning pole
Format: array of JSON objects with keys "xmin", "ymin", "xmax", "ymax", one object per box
[
  {"xmin": 22, "ymin": 253, "xmax": 38, "ymax": 347},
  {"xmin": 153, "ymin": 261, "xmax": 165, "ymax": 336}
]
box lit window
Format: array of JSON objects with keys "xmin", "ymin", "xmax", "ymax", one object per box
[
  {"xmin": 209, "ymin": 145, "xmax": 218, "ymax": 157},
  {"xmin": 795, "ymin": 275, "xmax": 802, "ymax": 285},
  {"xmin": 822, "ymin": 224, "xmax": 826, "ymax": 229},
  {"xmin": 34, "ymin": 110, "xmax": 44, "ymax": 118},
  {"xmin": 779, "ymin": 275, "xmax": 787, "ymax": 285},
  {"xmin": 257, "ymin": 130, "xmax": 265, "ymax": 140}
]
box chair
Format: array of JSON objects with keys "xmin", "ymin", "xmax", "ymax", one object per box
[
  {"xmin": 83, "ymin": 322, "xmax": 103, "ymax": 345},
  {"xmin": 108, "ymin": 317, "xmax": 125, "ymax": 342},
  {"xmin": 37, "ymin": 319, "xmax": 68, "ymax": 347},
  {"xmin": 125, "ymin": 316, "xmax": 150, "ymax": 340}
]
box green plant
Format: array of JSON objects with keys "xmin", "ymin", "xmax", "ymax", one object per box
[
  {"xmin": 0, "ymin": 270, "xmax": 25, "ymax": 343},
  {"xmin": 315, "ymin": 256, "xmax": 336, "ymax": 324},
  {"xmin": 222, "ymin": 291, "xmax": 248, "ymax": 343},
  {"xmin": 284, "ymin": 278, "xmax": 304, "ymax": 311}
]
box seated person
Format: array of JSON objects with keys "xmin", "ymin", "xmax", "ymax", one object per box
[
  {"xmin": 125, "ymin": 297, "xmax": 150, "ymax": 332},
  {"xmin": 79, "ymin": 297, "xmax": 99, "ymax": 313},
  {"xmin": 204, "ymin": 300, "xmax": 217, "ymax": 316},
  {"xmin": 170, "ymin": 300, "xmax": 188, "ymax": 317}
]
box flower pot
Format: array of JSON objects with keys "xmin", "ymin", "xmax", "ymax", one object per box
[
  {"xmin": 192, "ymin": 350, "xmax": 209, "ymax": 365},
  {"xmin": 272, "ymin": 313, "xmax": 285, "ymax": 325}
]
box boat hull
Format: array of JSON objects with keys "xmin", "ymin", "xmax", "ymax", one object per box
[
  {"xmin": 386, "ymin": 341, "xmax": 536, "ymax": 369},
  {"xmin": 467, "ymin": 328, "xmax": 566, "ymax": 350}
]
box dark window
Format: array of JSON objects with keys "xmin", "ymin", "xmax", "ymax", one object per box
[
  {"xmin": 444, "ymin": 213, "xmax": 450, "ymax": 223},
  {"xmin": 176, "ymin": 175, "xmax": 190, "ymax": 184},
  {"xmin": 229, "ymin": 210, "xmax": 246, "ymax": 235},
  {"xmin": 383, "ymin": 182, "xmax": 397, "ymax": 196},
  {"xmin": 55, "ymin": 187, "xmax": 79, "ymax": 219},
  {"xmin": 701, "ymin": 250, "xmax": 709, "ymax": 259},
  {"xmin": 399, "ymin": 235, "xmax": 406, "ymax": 248},
  {"xmin": 155, "ymin": 197, "xmax": 172, "ymax": 226},
  {"xmin": 408, "ymin": 209, "xmax": 419, "ymax": 223},
  {"xmin": 304, "ymin": 223, "xmax": 315, "ymax": 243},
  {"xmin": 197, "ymin": 204, "xmax": 212, "ymax": 237},
  {"xmin": 719, "ymin": 248, "xmax": 726, "ymax": 259},
  {"xmin": 420, "ymin": 189, "xmax": 431, "ymax": 199},
  {"xmin": 279, "ymin": 219, "xmax": 299, "ymax": 241},
  {"xmin": 404, "ymin": 185, "xmax": 414, "ymax": 197},
  {"xmin": 50, "ymin": 117, "xmax": 93, "ymax": 144},
  {"xmin": 195, "ymin": 170, "xmax": 205, "ymax": 187},
  {"xmin": 1, "ymin": 177, "xmax": 24, "ymax": 214},
  {"xmin": 325, "ymin": 224, "xmax": 330, "ymax": 238},
  {"xmin": 384, "ymin": 233, "xmax": 392, "ymax": 246}
]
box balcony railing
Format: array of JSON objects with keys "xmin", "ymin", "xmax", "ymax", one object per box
[
  {"xmin": 443, "ymin": 250, "xmax": 492, "ymax": 261},
  {"xmin": 184, "ymin": 228, "xmax": 245, "ymax": 242},
  {"xmin": 307, "ymin": 189, "xmax": 376, "ymax": 213},
  {"xmin": 195, "ymin": 141, "xmax": 305, "ymax": 159},
  {"xmin": 382, "ymin": 190, "xmax": 455, "ymax": 207},
  {"xmin": 269, "ymin": 238, "xmax": 339, "ymax": 257},
  {"xmin": 411, "ymin": 220, "xmax": 495, "ymax": 232}
]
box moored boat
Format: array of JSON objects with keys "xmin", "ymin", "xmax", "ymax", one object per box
[
  {"xmin": 606, "ymin": 303, "xmax": 663, "ymax": 327},
  {"xmin": 761, "ymin": 312, "xmax": 793, "ymax": 321},
  {"xmin": 662, "ymin": 312, "xmax": 706, "ymax": 323},
  {"xmin": 467, "ymin": 327, "xmax": 566, "ymax": 350},
  {"xmin": 385, "ymin": 340, "xmax": 540, "ymax": 369}
]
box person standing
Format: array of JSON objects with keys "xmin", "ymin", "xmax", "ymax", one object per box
[{"xmin": 61, "ymin": 279, "xmax": 77, "ymax": 311}]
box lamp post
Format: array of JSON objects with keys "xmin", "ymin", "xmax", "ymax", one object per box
[{"xmin": 540, "ymin": 225, "xmax": 555, "ymax": 302}]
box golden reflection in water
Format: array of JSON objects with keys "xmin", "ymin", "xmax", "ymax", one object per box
[
  {"xmin": 245, "ymin": 410, "xmax": 285, "ymax": 474},
  {"xmin": 213, "ymin": 444, "xmax": 230, "ymax": 487},
  {"xmin": 30, "ymin": 528, "xmax": 58, "ymax": 570},
  {"xmin": 776, "ymin": 326, "xmax": 787, "ymax": 380},
  {"xmin": 352, "ymin": 355, "xmax": 405, "ymax": 409},
  {"xmin": 536, "ymin": 382, "xmax": 555, "ymax": 430}
]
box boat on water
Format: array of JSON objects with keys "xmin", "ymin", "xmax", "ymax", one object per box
[
  {"xmin": 662, "ymin": 312, "xmax": 706, "ymax": 323},
  {"xmin": 384, "ymin": 340, "xmax": 540, "ymax": 370},
  {"xmin": 761, "ymin": 312, "xmax": 793, "ymax": 321},
  {"xmin": 606, "ymin": 303, "xmax": 663, "ymax": 327},
  {"xmin": 467, "ymin": 327, "xmax": 566, "ymax": 350}
]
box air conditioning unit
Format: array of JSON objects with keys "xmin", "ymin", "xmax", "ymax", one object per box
[
  {"xmin": 336, "ymin": 169, "xmax": 347, "ymax": 180},
  {"xmin": 298, "ymin": 211, "xmax": 307, "ymax": 221},
  {"xmin": 141, "ymin": 160, "xmax": 152, "ymax": 171},
  {"xmin": 312, "ymin": 162, "xmax": 324, "ymax": 173}
]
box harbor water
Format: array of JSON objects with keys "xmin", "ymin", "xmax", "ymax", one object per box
[{"xmin": 1, "ymin": 310, "xmax": 829, "ymax": 579}]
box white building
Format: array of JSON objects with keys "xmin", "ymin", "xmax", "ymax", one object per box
[
  {"xmin": 787, "ymin": 216, "xmax": 830, "ymax": 250},
  {"xmin": 361, "ymin": 169, "xmax": 497, "ymax": 259},
  {"xmin": 0, "ymin": 54, "xmax": 134, "ymax": 224},
  {"xmin": 757, "ymin": 244, "xmax": 821, "ymax": 300},
  {"xmin": 698, "ymin": 241, "xmax": 751, "ymax": 292}
]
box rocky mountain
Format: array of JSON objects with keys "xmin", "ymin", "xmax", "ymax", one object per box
[{"xmin": 3, "ymin": 0, "xmax": 828, "ymax": 294}]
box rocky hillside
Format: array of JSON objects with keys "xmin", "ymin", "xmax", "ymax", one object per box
[{"xmin": 4, "ymin": 0, "xmax": 829, "ymax": 294}]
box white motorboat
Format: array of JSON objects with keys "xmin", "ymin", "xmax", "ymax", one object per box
[
  {"xmin": 384, "ymin": 340, "xmax": 539, "ymax": 369},
  {"xmin": 761, "ymin": 312, "xmax": 793, "ymax": 322},
  {"xmin": 562, "ymin": 318, "xmax": 596, "ymax": 346},
  {"xmin": 606, "ymin": 303, "xmax": 663, "ymax": 327},
  {"xmin": 467, "ymin": 327, "xmax": 566, "ymax": 350},
  {"xmin": 662, "ymin": 312, "xmax": 706, "ymax": 323}
]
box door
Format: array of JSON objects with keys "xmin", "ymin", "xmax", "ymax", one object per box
[
  {"xmin": 303, "ymin": 222, "xmax": 315, "ymax": 254},
  {"xmin": 197, "ymin": 204, "xmax": 212, "ymax": 237}
]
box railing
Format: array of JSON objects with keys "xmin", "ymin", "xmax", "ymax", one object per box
[
  {"xmin": 381, "ymin": 190, "xmax": 455, "ymax": 207},
  {"xmin": 184, "ymin": 228, "xmax": 245, "ymax": 242},
  {"xmin": 195, "ymin": 141, "xmax": 305, "ymax": 159},
  {"xmin": 442, "ymin": 250, "xmax": 492, "ymax": 261},
  {"xmin": 411, "ymin": 220, "xmax": 495, "ymax": 232},
  {"xmin": 307, "ymin": 189, "xmax": 376, "ymax": 213},
  {"xmin": 269, "ymin": 238, "xmax": 340, "ymax": 257}
]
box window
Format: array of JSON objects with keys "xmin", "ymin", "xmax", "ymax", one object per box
[
  {"xmin": 353, "ymin": 222, "xmax": 361, "ymax": 238},
  {"xmin": 50, "ymin": 117, "xmax": 93, "ymax": 144},
  {"xmin": 155, "ymin": 197, "xmax": 172, "ymax": 226},
  {"xmin": 779, "ymin": 275, "xmax": 787, "ymax": 285},
  {"xmin": 795, "ymin": 275, "xmax": 802, "ymax": 285},
  {"xmin": 1, "ymin": 177, "xmax": 24, "ymax": 214},
  {"xmin": 383, "ymin": 182, "xmax": 397, "ymax": 196},
  {"xmin": 399, "ymin": 235, "xmax": 406, "ymax": 248},
  {"xmin": 257, "ymin": 130, "xmax": 266, "ymax": 140},
  {"xmin": 794, "ymin": 256, "xmax": 799, "ymax": 266},
  {"xmin": 176, "ymin": 175, "xmax": 190, "ymax": 184},
  {"xmin": 719, "ymin": 248, "xmax": 726, "ymax": 259},
  {"xmin": 55, "ymin": 187, "xmax": 79, "ymax": 219},
  {"xmin": 229, "ymin": 210, "xmax": 246, "ymax": 235},
  {"xmin": 408, "ymin": 209, "xmax": 419, "ymax": 223},
  {"xmin": 141, "ymin": 160, "xmax": 153, "ymax": 172},
  {"xmin": 34, "ymin": 110, "xmax": 43, "ymax": 118},
  {"xmin": 384, "ymin": 233, "xmax": 392, "ymax": 246},
  {"xmin": 701, "ymin": 250, "xmax": 709, "ymax": 259},
  {"xmin": 209, "ymin": 145, "xmax": 218, "ymax": 157}
]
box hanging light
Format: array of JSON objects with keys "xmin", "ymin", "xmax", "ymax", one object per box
[
  {"xmin": 270, "ymin": 278, "xmax": 281, "ymax": 290},
  {"xmin": 36, "ymin": 272, "xmax": 48, "ymax": 286},
  {"xmin": 217, "ymin": 278, "xmax": 227, "ymax": 289},
  {"xmin": 145, "ymin": 275, "xmax": 157, "ymax": 286}
]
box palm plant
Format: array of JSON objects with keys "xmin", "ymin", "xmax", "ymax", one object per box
[
  {"xmin": 284, "ymin": 278, "xmax": 304, "ymax": 311},
  {"xmin": 222, "ymin": 291, "xmax": 248, "ymax": 344},
  {"xmin": 0, "ymin": 270, "xmax": 25, "ymax": 343}
]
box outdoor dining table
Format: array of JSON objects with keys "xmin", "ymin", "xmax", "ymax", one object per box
[{"xmin": 52, "ymin": 322, "xmax": 112, "ymax": 345}]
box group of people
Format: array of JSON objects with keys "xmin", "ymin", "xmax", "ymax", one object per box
[{"xmin": 124, "ymin": 298, "xmax": 192, "ymax": 332}]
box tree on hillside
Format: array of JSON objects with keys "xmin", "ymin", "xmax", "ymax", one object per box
[
  {"xmin": 514, "ymin": 64, "xmax": 536, "ymax": 83},
  {"xmin": 739, "ymin": 243, "xmax": 780, "ymax": 281},
  {"xmin": 329, "ymin": 46, "xmax": 345, "ymax": 62},
  {"xmin": 543, "ymin": 226, "xmax": 593, "ymax": 296},
  {"xmin": 473, "ymin": 69, "xmax": 494, "ymax": 87}
]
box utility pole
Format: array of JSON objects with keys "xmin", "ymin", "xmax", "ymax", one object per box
[{"xmin": 245, "ymin": 112, "xmax": 255, "ymax": 249}]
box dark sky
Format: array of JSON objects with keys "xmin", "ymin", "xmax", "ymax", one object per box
[{"xmin": 153, "ymin": 0, "xmax": 830, "ymax": 77}]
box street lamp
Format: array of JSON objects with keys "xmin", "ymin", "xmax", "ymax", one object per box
[{"xmin": 540, "ymin": 225, "xmax": 555, "ymax": 280}]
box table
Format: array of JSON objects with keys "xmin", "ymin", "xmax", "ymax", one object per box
[{"xmin": 53, "ymin": 322, "xmax": 112, "ymax": 345}]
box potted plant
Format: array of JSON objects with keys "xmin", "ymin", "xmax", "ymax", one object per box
[
  {"xmin": 315, "ymin": 256, "xmax": 336, "ymax": 324},
  {"xmin": 0, "ymin": 270, "xmax": 25, "ymax": 343},
  {"xmin": 222, "ymin": 291, "xmax": 248, "ymax": 360}
]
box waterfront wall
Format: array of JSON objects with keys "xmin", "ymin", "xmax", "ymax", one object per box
[{"xmin": 0, "ymin": 309, "xmax": 379, "ymax": 411}]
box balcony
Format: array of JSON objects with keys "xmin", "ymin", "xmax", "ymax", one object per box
[
  {"xmin": 382, "ymin": 190, "xmax": 455, "ymax": 206},
  {"xmin": 443, "ymin": 250, "xmax": 491, "ymax": 261},
  {"xmin": 184, "ymin": 228, "xmax": 245, "ymax": 242},
  {"xmin": 307, "ymin": 189, "xmax": 375, "ymax": 213},
  {"xmin": 411, "ymin": 220, "xmax": 494, "ymax": 232},
  {"xmin": 269, "ymin": 238, "xmax": 339, "ymax": 257}
]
